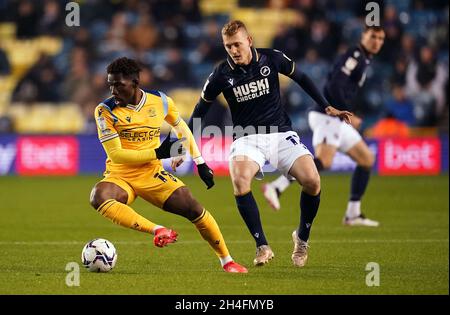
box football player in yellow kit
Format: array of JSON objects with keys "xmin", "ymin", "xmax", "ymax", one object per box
[{"xmin": 89, "ymin": 57, "xmax": 247, "ymax": 273}]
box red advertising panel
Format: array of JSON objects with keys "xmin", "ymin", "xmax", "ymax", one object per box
[
  {"xmin": 378, "ymin": 138, "xmax": 441, "ymax": 175},
  {"xmin": 16, "ymin": 136, "xmax": 79, "ymax": 175},
  {"xmin": 197, "ymin": 137, "xmax": 233, "ymax": 176}
]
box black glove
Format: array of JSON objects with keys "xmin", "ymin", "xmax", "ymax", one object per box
[
  {"xmin": 155, "ymin": 135, "xmax": 186, "ymax": 160},
  {"xmin": 197, "ymin": 163, "xmax": 214, "ymax": 189}
]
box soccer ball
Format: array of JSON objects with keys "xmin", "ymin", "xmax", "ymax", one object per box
[{"xmin": 81, "ymin": 238, "xmax": 117, "ymax": 272}]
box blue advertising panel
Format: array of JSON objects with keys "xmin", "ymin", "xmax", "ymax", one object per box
[
  {"xmin": 441, "ymin": 134, "xmax": 448, "ymax": 172},
  {"xmin": 0, "ymin": 135, "xmax": 17, "ymax": 175}
]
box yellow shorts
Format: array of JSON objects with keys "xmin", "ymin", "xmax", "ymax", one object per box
[{"xmin": 101, "ymin": 164, "xmax": 185, "ymax": 208}]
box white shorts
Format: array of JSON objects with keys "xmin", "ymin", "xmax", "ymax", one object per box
[
  {"xmin": 229, "ymin": 131, "xmax": 312, "ymax": 179},
  {"xmin": 308, "ymin": 111, "xmax": 362, "ymax": 152}
]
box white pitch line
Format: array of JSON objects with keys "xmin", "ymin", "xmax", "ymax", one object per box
[{"xmin": 0, "ymin": 239, "xmax": 448, "ymax": 246}]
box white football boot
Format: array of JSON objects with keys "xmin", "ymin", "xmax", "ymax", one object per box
[
  {"xmin": 343, "ymin": 214, "xmax": 379, "ymax": 227},
  {"xmin": 291, "ymin": 231, "xmax": 309, "ymax": 267},
  {"xmin": 253, "ymin": 245, "xmax": 275, "ymax": 266},
  {"xmin": 261, "ymin": 184, "xmax": 280, "ymax": 211}
]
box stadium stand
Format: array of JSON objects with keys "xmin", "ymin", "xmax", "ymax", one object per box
[{"xmin": 0, "ymin": 0, "xmax": 447, "ymax": 135}]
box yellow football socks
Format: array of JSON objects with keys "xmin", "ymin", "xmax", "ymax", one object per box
[
  {"xmin": 97, "ymin": 199, "xmax": 157, "ymax": 234},
  {"xmin": 192, "ymin": 209, "xmax": 230, "ymax": 259}
]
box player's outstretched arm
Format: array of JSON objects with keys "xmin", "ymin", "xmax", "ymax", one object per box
[
  {"xmin": 290, "ymin": 67, "xmax": 329, "ymax": 109},
  {"xmin": 155, "ymin": 134, "xmax": 186, "ymax": 159},
  {"xmin": 290, "ymin": 67, "xmax": 353, "ymax": 124},
  {"xmin": 164, "ymin": 94, "xmax": 215, "ymax": 189},
  {"xmin": 102, "ymin": 135, "xmax": 185, "ymax": 164},
  {"xmin": 187, "ymin": 97, "xmax": 213, "ymax": 132},
  {"xmin": 170, "ymin": 118, "xmax": 215, "ymax": 189}
]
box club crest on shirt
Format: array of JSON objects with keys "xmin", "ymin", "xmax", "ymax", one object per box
[
  {"xmin": 148, "ymin": 107, "xmax": 156, "ymax": 117},
  {"xmin": 260, "ymin": 66, "xmax": 270, "ymax": 76}
]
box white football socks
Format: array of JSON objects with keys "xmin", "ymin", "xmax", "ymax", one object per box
[
  {"xmin": 271, "ymin": 175, "xmax": 291, "ymax": 194},
  {"xmin": 219, "ymin": 255, "xmax": 233, "ymax": 267},
  {"xmin": 346, "ymin": 201, "xmax": 361, "ymax": 219}
]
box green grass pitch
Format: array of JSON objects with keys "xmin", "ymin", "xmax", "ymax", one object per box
[{"xmin": 0, "ymin": 174, "xmax": 448, "ymax": 294}]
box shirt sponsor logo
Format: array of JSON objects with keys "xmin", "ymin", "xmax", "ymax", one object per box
[
  {"xmin": 232, "ymin": 78, "xmax": 270, "ymax": 103},
  {"xmin": 119, "ymin": 127, "xmax": 161, "ymax": 142}
]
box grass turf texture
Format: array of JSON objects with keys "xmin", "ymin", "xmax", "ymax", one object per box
[{"xmin": 0, "ymin": 174, "xmax": 448, "ymax": 295}]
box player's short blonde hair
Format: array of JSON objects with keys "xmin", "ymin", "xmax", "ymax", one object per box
[{"xmin": 221, "ymin": 20, "xmax": 248, "ymax": 37}]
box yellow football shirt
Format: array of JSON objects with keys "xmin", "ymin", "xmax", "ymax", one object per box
[{"xmin": 94, "ymin": 89, "xmax": 180, "ymax": 173}]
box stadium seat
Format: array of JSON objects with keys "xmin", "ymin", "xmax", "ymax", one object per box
[
  {"xmin": 9, "ymin": 102, "xmax": 85, "ymax": 134},
  {"xmin": 0, "ymin": 23, "xmax": 16, "ymax": 40},
  {"xmin": 55, "ymin": 103, "xmax": 85, "ymax": 133},
  {"xmin": 199, "ymin": 0, "xmax": 237, "ymax": 15},
  {"xmin": 231, "ymin": 8, "xmax": 297, "ymax": 47},
  {"xmin": 168, "ymin": 88, "xmax": 202, "ymax": 119},
  {"xmin": 0, "ymin": 33, "xmax": 63, "ymax": 133}
]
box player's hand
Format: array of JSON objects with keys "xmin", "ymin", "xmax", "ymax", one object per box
[
  {"xmin": 155, "ymin": 135, "xmax": 186, "ymax": 160},
  {"xmin": 171, "ymin": 156, "xmax": 185, "ymax": 172},
  {"xmin": 325, "ymin": 106, "xmax": 353, "ymax": 124},
  {"xmin": 350, "ymin": 115, "xmax": 362, "ymax": 130},
  {"xmin": 197, "ymin": 163, "xmax": 214, "ymax": 189}
]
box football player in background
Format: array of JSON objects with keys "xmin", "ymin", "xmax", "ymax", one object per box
[
  {"xmin": 263, "ymin": 26, "xmax": 385, "ymax": 227},
  {"xmin": 89, "ymin": 57, "xmax": 247, "ymax": 273}
]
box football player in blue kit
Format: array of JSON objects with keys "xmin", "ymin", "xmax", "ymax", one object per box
[{"xmin": 185, "ymin": 20, "xmax": 352, "ymax": 267}]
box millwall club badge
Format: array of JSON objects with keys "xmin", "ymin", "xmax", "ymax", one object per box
[{"xmin": 260, "ymin": 66, "xmax": 270, "ymax": 76}]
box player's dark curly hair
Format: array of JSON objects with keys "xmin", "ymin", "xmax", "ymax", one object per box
[{"xmin": 106, "ymin": 57, "xmax": 142, "ymax": 79}]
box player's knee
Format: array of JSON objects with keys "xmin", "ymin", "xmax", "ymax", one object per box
[
  {"xmin": 232, "ymin": 174, "xmax": 252, "ymax": 195},
  {"xmin": 321, "ymin": 158, "xmax": 333, "ymax": 170},
  {"xmin": 164, "ymin": 187, "xmax": 203, "ymax": 221},
  {"xmin": 89, "ymin": 184, "xmax": 127, "ymax": 210},
  {"xmin": 182, "ymin": 191, "xmax": 204, "ymax": 220},
  {"xmin": 367, "ymin": 152, "xmax": 375, "ymax": 168},
  {"xmin": 188, "ymin": 198, "xmax": 204, "ymax": 221},
  {"xmin": 302, "ymin": 174, "xmax": 321, "ymax": 195},
  {"xmin": 359, "ymin": 152, "xmax": 375, "ymax": 169},
  {"xmin": 89, "ymin": 186, "xmax": 103, "ymax": 210}
]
